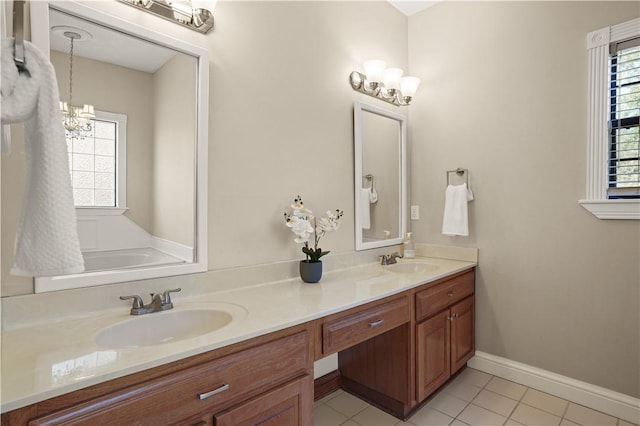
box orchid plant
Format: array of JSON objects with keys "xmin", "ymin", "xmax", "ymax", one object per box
[{"xmin": 284, "ymin": 195, "xmax": 344, "ymax": 263}]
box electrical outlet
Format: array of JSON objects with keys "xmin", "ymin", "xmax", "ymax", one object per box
[{"xmin": 410, "ymin": 205, "xmax": 420, "ymax": 220}]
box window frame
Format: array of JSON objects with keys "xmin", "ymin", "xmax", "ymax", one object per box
[
  {"xmin": 580, "ymin": 18, "xmax": 640, "ymax": 219},
  {"xmin": 71, "ymin": 110, "xmax": 128, "ymax": 217}
]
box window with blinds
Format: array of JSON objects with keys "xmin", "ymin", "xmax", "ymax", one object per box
[{"xmin": 608, "ymin": 37, "xmax": 640, "ymax": 198}]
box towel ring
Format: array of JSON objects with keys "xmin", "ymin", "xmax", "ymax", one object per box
[
  {"xmin": 446, "ymin": 168, "xmax": 469, "ymax": 186},
  {"xmin": 364, "ymin": 173, "xmax": 374, "ymax": 190},
  {"xmin": 12, "ymin": 0, "xmax": 29, "ymax": 76}
]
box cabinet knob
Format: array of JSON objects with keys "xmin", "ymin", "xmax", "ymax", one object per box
[
  {"xmin": 198, "ymin": 383, "xmax": 230, "ymax": 400},
  {"xmin": 368, "ymin": 319, "xmax": 385, "ymax": 327},
  {"xmin": 447, "ymin": 292, "xmax": 455, "ymax": 297}
]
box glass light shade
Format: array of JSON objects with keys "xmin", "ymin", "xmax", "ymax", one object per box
[
  {"xmin": 80, "ymin": 104, "xmax": 95, "ymax": 118},
  {"xmin": 59, "ymin": 101, "xmax": 69, "ymax": 113},
  {"xmin": 400, "ymin": 76, "xmax": 421, "ymax": 97},
  {"xmin": 191, "ymin": 0, "xmax": 217, "ymax": 11},
  {"xmin": 363, "ymin": 60, "xmax": 387, "ymax": 83},
  {"xmin": 382, "ymin": 67, "xmax": 403, "ymax": 90}
]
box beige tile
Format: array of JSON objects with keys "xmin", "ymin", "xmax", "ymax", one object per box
[
  {"xmin": 521, "ymin": 389, "xmax": 568, "ymax": 417},
  {"xmin": 564, "ymin": 403, "xmax": 617, "ymax": 426},
  {"xmin": 510, "ymin": 404, "xmax": 561, "ymax": 426},
  {"xmin": 442, "ymin": 379, "xmax": 483, "ymax": 402},
  {"xmin": 505, "ymin": 420, "xmax": 525, "ymax": 425},
  {"xmin": 317, "ymin": 389, "xmax": 344, "ymax": 405},
  {"xmin": 395, "ymin": 420, "xmax": 417, "ymax": 426},
  {"xmin": 559, "ymin": 419, "xmax": 580, "ymax": 426},
  {"xmin": 457, "ymin": 403, "xmax": 508, "ymax": 426},
  {"xmin": 426, "ymin": 390, "xmax": 469, "ymax": 417},
  {"xmin": 341, "ymin": 422, "xmax": 361, "ymax": 426},
  {"xmin": 472, "ymin": 389, "xmax": 519, "ymax": 417},
  {"xmin": 484, "ymin": 377, "xmax": 527, "ymax": 401},
  {"xmin": 351, "ymin": 405, "xmax": 400, "ymax": 426},
  {"xmin": 314, "ymin": 403, "xmax": 349, "ymax": 426},
  {"xmin": 457, "ymin": 368, "xmax": 493, "ymax": 388},
  {"xmin": 618, "ymin": 420, "xmax": 640, "ymax": 426},
  {"xmin": 324, "ymin": 391, "xmax": 369, "ymax": 417},
  {"xmin": 408, "ymin": 406, "xmax": 454, "ymax": 426},
  {"xmin": 451, "ymin": 420, "xmax": 471, "ymax": 426}
]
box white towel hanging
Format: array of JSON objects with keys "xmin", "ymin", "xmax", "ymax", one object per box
[
  {"xmin": 442, "ymin": 183, "xmax": 473, "ymax": 237},
  {"xmin": 360, "ymin": 187, "xmax": 371, "ymax": 230},
  {"xmin": 1, "ymin": 38, "xmax": 84, "ymax": 276}
]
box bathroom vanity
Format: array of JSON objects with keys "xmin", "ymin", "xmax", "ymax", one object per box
[{"xmin": 1, "ymin": 259, "xmax": 475, "ymax": 425}]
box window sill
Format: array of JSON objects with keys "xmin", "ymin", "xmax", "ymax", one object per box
[
  {"xmin": 579, "ymin": 200, "xmax": 640, "ymax": 220},
  {"xmin": 75, "ymin": 207, "xmax": 128, "ymax": 216}
]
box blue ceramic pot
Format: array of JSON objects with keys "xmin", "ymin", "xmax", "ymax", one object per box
[{"xmin": 300, "ymin": 260, "xmax": 322, "ymax": 283}]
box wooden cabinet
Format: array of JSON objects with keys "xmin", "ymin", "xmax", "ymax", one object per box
[
  {"xmin": 416, "ymin": 273, "xmax": 475, "ymax": 403},
  {"xmin": 2, "ymin": 268, "xmax": 475, "ymax": 425},
  {"xmin": 2, "ymin": 327, "xmax": 313, "ymax": 426},
  {"xmin": 322, "ymin": 295, "xmax": 410, "ymax": 356},
  {"xmin": 337, "ymin": 269, "xmax": 475, "ymax": 419},
  {"xmin": 214, "ymin": 376, "xmax": 312, "ymax": 426}
]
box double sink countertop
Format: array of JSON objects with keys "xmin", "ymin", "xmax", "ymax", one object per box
[{"xmin": 1, "ymin": 246, "xmax": 477, "ymax": 413}]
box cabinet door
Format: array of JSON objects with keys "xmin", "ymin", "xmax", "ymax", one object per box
[
  {"xmin": 450, "ymin": 296, "xmax": 475, "ymax": 374},
  {"xmin": 416, "ymin": 310, "xmax": 450, "ymax": 402},
  {"xmin": 214, "ymin": 375, "xmax": 313, "ymax": 426}
]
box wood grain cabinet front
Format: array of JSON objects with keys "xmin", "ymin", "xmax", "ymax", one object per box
[
  {"xmin": 322, "ymin": 296, "xmax": 410, "ymax": 356},
  {"xmin": 15, "ymin": 330, "xmax": 312, "ymax": 426},
  {"xmin": 416, "ymin": 271, "xmax": 475, "ymax": 403}
]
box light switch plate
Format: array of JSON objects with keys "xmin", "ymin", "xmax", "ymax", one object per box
[{"xmin": 411, "ymin": 205, "xmax": 419, "ymax": 220}]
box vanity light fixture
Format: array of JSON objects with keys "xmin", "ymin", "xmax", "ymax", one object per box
[
  {"xmin": 350, "ymin": 60, "xmax": 421, "ymax": 106},
  {"xmin": 118, "ymin": 0, "xmax": 215, "ymax": 34},
  {"xmin": 59, "ymin": 30, "xmax": 95, "ymax": 139}
]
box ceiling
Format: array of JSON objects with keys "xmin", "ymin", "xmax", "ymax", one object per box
[
  {"xmin": 387, "ymin": 1, "xmax": 441, "ymax": 16},
  {"xmin": 49, "ymin": 8, "xmax": 178, "ymax": 73}
]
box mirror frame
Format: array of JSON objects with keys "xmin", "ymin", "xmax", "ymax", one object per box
[
  {"xmin": 30, "ymin": 1, "xmax": 209, "ymax": 292},
  {"xmin": 354, "ymin": 101, "xmax": 407, "ymax": 251}
]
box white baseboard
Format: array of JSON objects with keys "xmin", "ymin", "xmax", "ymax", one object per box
[{"xmin": 468, "ymin": 351, "xmax": 640, "ymax": 424}]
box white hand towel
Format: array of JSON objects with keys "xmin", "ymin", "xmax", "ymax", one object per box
[
  {"xmin": 360, "ymin": 187, "xmax": 371, "ymax": 230},
  {"xmin": 1, "ymin": 38, "xmax": 84, "ymax": 276},
  {"xmin": 442, "ymin": 183, "xmax": 473, "ymax": 237}
]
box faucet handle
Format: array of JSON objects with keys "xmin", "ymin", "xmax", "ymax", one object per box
[
  {"xmin": 162, "ymin": 288, "xmax": 182, "ymax": 304},
  {"xmin": 120, "ymin": 295, "xmax": 144, "ymax": 309}
]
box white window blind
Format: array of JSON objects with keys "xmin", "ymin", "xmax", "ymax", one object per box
[{"xmin": 608, "ymin": 37, "xmax": 640, "ymax": 198}]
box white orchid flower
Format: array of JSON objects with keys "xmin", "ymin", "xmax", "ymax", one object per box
[{"xmin": 285, "ymin": 215, "xmax": 313, "ymax": 243}]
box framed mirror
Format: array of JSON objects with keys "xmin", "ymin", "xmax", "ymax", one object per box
[
  {"xmin": 30, "ymin": 1, "xmax": 208, "ymax": 292},
  {"xmin": 354, "ymin": 101, "xmax": 406, "ymax": 251}
]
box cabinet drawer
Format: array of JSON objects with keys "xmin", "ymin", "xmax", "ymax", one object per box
[
  {"xmin": 29, "ymin": 331, "xmax": 310, "ymax": 426},
  {"xmin": 322, "ymin": 296, "xmax": 409, "ymax": 355},
  {"xmin": 416, "ymin": 271, "xmax": 474, "ymax": 322}
]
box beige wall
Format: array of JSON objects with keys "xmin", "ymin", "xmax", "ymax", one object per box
[
  {"xmin": 152, "ymin": 53, "xmax": 196, "ymax": 247},
  {"xmin": 50, "ymin": 52, "xmax": 156, "ymax": 232},
  {"xmin": 1, "ymin": 1, "xmax": 408, "ymax": 288},
  {"xmin": 2, "ymin": 0, "xmax": 638, "ymax": 401},
  {"xmin": 408, "ymin": 1, "xmax": 639, "ymax": 397}
]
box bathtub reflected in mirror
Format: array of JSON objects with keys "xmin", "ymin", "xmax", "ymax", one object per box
[{"xmin": 28, "ymin": 1, "xmax": 209, "ymax": 292}]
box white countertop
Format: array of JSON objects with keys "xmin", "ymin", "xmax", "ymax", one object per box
[{"xmin": 1, "ymin": 255, "xmax": 476, "ymax": 413}]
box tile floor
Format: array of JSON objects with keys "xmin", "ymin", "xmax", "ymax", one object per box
[{"xmin": 314, "ymin": 368, "xmax": 639, "ymax": 426}]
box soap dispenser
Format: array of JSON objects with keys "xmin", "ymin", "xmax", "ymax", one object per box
[{"xmin": 403, "ymin": 232, "xmax": 415, "ymax": 259}]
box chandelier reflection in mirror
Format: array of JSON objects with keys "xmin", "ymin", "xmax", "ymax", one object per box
[
  {"xmin": 350, "ymin": 60, "xmax": 421, "ymax": 106},
  {"xmin": 59, "ymin": 29, "xmax": 95, "ymax": 139}
]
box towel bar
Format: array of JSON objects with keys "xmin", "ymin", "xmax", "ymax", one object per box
[{"xmin": 446, "ymin": 168, "xmax": 469, "ymax": 186}]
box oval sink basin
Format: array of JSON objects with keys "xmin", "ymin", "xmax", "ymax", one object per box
[
  {"xmin": 96, "ymin": 308, "xmax": 234, "ymax": 349},
  {"xmin": 383, "ymin": 262, "xmax": 439, "ymax": 274}
]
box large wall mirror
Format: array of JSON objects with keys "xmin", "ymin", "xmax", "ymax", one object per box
[
  {"xmin": 30, "ymin": 1, "xmax": 208, "ymax": 292},
  {"xmin": 354, "ymin": 102, "xmax": 406, "ymax": 251}
]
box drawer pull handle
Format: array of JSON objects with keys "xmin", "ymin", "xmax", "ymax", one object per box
[
  {"xmin": 198, "ymin": 383, "xmax": 230, "ymax": 400},
  {"xmin": 368, "ymin": 319, "xmax": 384, "ymax": 327},
  {"xmin": 448, "ymin": 292, "xmax": 455, "ymax": 297}
]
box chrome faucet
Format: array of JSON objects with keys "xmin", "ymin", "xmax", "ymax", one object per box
[
  {"xmin": 380, "ymin": 252, "xmax": 402, "ymax": 265},
  {"xmin": 120, "ymin": 288, "xmax": 181, "ymax": 315}
]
